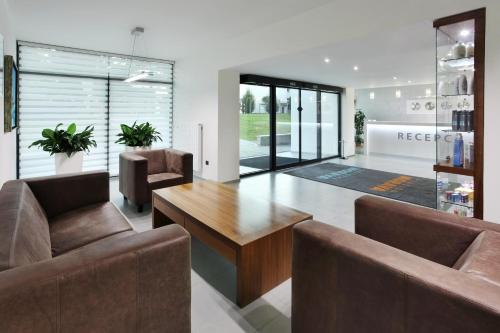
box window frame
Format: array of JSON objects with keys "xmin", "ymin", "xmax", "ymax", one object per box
[{"xmin": 16, "ymin": 41, "xmax": 174, "ymax": 178}]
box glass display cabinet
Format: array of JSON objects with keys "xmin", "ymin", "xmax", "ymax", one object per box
[{"xmin": 433, "ymin": 8, "xmax": 485, "ymax": 219}]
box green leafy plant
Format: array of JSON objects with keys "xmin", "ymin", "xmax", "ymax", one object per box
[
  {"xmin": 355, "ymin": 109, "xmax": 366, "ymax": 145},
  {"xmin": 29, "ymin": 123, "xmax": 97, "ymax": 157},
  {"xmin": 115, "ymin": 121, "xmax": 162, "ymax": 147}
]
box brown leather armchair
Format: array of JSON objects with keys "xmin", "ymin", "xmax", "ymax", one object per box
[
  {"xmin": 0, "ymin": 171, "xmax": 191, "ymax": 333},
  {"xmin": 119, "ymin": 148, "xmax": 193, "ymax": 212},
  {"xmin": 292, "ymin": 195, "xmax": 500, "ymax": 333}
]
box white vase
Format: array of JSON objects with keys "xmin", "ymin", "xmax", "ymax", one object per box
[
  {"xmin": 125, "ymin": 145, "xmax": 152, "ymax": 152},
  {"xmin": 54, "ymin": 151, "xmax": 84, "ymax": 175}
]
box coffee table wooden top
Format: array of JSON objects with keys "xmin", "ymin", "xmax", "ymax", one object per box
[{"xmin": 153, "ymin": 180, "xmax": 312, "ymax": 246}]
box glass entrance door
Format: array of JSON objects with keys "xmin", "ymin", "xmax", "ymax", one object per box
[
  {"xmin": 275, "ymin": 87, "xmax": 300, "ymax": 168},
  {"xmin": 239, "ymin": 77, "xmax": 341, "ymax": 176},
  {"xmin": 300, "ymin": 90, "xmax": 320, "ymax": 161},
  {"xmin": 321, "ymin": 92, "xmax": 340, "ymax": 158},
  {"xmin": 274, "ymin": 88, "xmax": 328, "ymax": 168}
]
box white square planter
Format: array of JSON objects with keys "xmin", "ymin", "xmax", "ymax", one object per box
[{"xmin": 55, "ymin": 151, "xmax": 84, "ymax": 174}]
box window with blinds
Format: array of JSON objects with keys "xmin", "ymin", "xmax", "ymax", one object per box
[{"xmin": 18, "ymin": 42, "xmax": 174, "ymax": 178}]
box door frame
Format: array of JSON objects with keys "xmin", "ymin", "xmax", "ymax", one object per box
[{"xmin": 240, "ymin": 75, "xmax": 344, "ymax": 177}]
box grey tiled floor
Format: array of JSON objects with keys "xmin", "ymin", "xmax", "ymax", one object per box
[{"xmin": 110, "ymin": 154, "xmax": 434, "ymax": 333}]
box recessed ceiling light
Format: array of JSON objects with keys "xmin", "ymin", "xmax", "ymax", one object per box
[
  {"xmin": 353, "ymin": 66, "xmax": 359, "ymax": 71},
  {"xmin": 324, "ymin": 57, "xmax": 331, "ymax": 63},
  {"xmin": 460, "ymin": 29, "xmax": 470, "ymax": 37},
  {"xmin": 407, "ymin": 80, "xmax": 412, "ymax": 84},
  {"xmin": 393, "ymin": 76, "xmax": 398, "ymax": 80}
]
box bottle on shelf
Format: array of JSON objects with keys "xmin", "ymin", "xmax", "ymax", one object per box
[
  {"xmin": 453, "ymin": 133, "xmax": 464, "ymax": 167},
  {"xmin": 452, "ymin": 110, "xmax": 458, "ymax": 131}
]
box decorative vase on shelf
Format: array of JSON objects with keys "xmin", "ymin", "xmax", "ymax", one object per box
[
  {"xmin": 466, "ymin": 43, "xmax": 475, "ymax": 58},
  {"xmin": 452, "ymin": 43, "xmax": 467, "ymax": 59},
  {"xmin": 54, "ymin": 151, "xmax": 84, "ymax": 174},
  {"xmin": 458, "ymin": 74, "xmax": 468, "ymax": 95},
  {"xmin": 467, "ymin": 74, "xmax": 474, "ymax": 95}
]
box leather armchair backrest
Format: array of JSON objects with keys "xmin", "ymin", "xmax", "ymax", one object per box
[
  {"xmin": 0, "ymin": 181, "xmax": 52, "ymax": 272},
  {"xmin": 134, "ymin": 150, "xmax": 167, "ymax": 175}
]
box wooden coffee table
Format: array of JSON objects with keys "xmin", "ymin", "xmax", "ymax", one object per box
[{"xmin": 152, "ymin": 180, "xmax": 312, "ymax": 307}]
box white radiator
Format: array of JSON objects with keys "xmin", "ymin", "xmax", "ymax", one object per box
[{"xmin": 193, "ymin": 123, "xmax": 204, "ymax": 173}]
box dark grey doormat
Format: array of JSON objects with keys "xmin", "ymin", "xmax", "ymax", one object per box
[
  {"xmin": 285, "ymin": 163, "xmax": 437, "ymax": 208},
  {"xmin": 240, "ymin": 156, "xmax": 299, "ymax": 170}
]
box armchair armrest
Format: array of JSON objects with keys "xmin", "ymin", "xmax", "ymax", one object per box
[
  {"xmin": 164, "ymin": 149, "xmax": 193, "ymax": 183},
  {"xmin": 25, "ymin": 171, "xmax": 110, "ymax": 218},
  {"xmin": 0, "ymin": 225, "xmax": 191, "ymax": 333},
  {"xmin": 119, "ymin": 152, "xmax": 148, "ymax": 204},
  {"xmin": 354, "ymin": 195, "xmax": 492, "ymax": 266},
  {"xmin": 292, "ymin": 221, "xmax": 500, "ymax": 333}
]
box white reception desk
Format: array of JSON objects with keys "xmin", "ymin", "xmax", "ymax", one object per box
[{"xmin": 365, "ymin": 121, "xmax": 449, "ymax": 160}]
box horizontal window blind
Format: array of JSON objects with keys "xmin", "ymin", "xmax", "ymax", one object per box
[
  {"xmin": 20, "ymin": 45, "xmax": 173, "ymax": 82},
  {"xmin": 18, "ymin": 43, "xmax": 174, "ymax": 178},
  {"xmin": 109, "ymin": 82, "xmax": 173, "ymax": 175},
  {"xmin": 19, "ymin": 74, "xmax": 108, "ymax": 178}
]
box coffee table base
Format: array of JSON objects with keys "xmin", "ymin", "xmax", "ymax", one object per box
[{"xmin": 153, "ymin": 199, "xmax": 298, "ymax": 307}]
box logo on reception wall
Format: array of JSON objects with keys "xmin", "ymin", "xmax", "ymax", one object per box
[{"xmin": 406, "ymin": 98, "xmax": 435, "ymax": 114}]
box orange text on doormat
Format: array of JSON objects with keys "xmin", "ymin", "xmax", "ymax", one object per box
[{"xmin": 371, "ymin": 176, "xmax": 413, "ymax": 192}]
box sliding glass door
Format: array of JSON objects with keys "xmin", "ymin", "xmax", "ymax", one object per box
[
  {"xmin": 321, "ymin": 92, "xmax": 340, "ymax": 158},
  {"xmin": 275, "ymin": 87, "xmax": 299, "ymax": 168},
  {"xmin": 300, "ymin": 90, "xmax": 320, "ymax": 162},
  {"xmin": 239, "ymin": 77, "xmax": 341, "ymax": 176}
]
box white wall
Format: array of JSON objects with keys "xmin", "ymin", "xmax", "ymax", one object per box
[
  {"xmin": 356, "ymin": 84, "xmax": 435, "ymax": 123},
  {"xmin": 484, "ymin": 5, "xmax": 500, "ymax": 222},
  {"xmin": 341, "ymin": 88, "xmax": 355, "ymax": 157},
  {"xmin": 173, "ymin": 59, "xmax": 219, "ymax": 180},
  {"xmin": 217, "ymin": 69, "xmax": 240, "ymax": 182},
  {"xmin": 0, "ymin": 0, "xmax": 17, "ymax": 186}
]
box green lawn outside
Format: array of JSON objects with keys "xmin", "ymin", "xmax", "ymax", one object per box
[{"xmin": 240, "ymin": 113, "xmax": 291, "ymax": 141}]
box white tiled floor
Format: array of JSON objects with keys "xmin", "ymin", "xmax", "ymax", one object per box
[{"xmin": 110, "ymin": 154, "xmax": 435, "ymax": 333}]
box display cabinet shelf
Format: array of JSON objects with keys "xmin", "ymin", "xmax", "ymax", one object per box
[
  {"xmin": 440, "ymin": 200, "xmax": 474, "ymax": 209},
  {"xmin": 440, "ymin": 94, "xmax": 474, "ymax": 97},
  {"xmin": 440, "ymin": 129, "xmax": 474, "ymax": 133},
  {"xmin": 433, "ymin": 163, "xmax": 474, "ymax": 177},
  {"xmin": 440, "ymin": 56, "xmax": 474, "ymax": 63}
]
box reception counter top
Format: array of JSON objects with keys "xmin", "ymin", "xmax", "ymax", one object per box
[{"xmin": 365, "ymin": 121, "xmax": 447, "ymax": 160}]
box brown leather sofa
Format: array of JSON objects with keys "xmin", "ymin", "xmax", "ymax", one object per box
[
  {"xmin": 0, "ymin": 171, "xmax": 191, "ymax": 333},
  {"xmin": 119, "ymin": 148, "xmax": 193, "ymax": 212},
  {"xmin": 292, "ymin": 195, "xmax": 500, "ymax": 333}
]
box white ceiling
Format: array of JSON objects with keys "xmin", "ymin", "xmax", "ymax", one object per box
[
  {"xmin": 233, "ymin": 21, "xmax": 436, "ymax": 89},
  {"xmin": 6, "ymin": 0, "xmax": 334, "ymax": 60},
  {"xmin": 5, "ymin": 0, "xmax": 491, "ymax": 89}
]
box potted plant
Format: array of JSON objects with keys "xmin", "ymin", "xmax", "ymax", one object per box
[
  {"xmin": 30, "ymin": 123, "xmax": 97, "ymax": 174},
  {"xmin": 354, "ymin": 109, "xmax": 366, "ymax": 154},
  {"xmin": 115, "ymin": 121, "xmax": 162, "ymax": 151}
]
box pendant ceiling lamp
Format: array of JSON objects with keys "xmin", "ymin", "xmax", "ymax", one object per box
[{"xmin": 124, "ymin": 27, "xmax": 151, "ymax": 83}]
